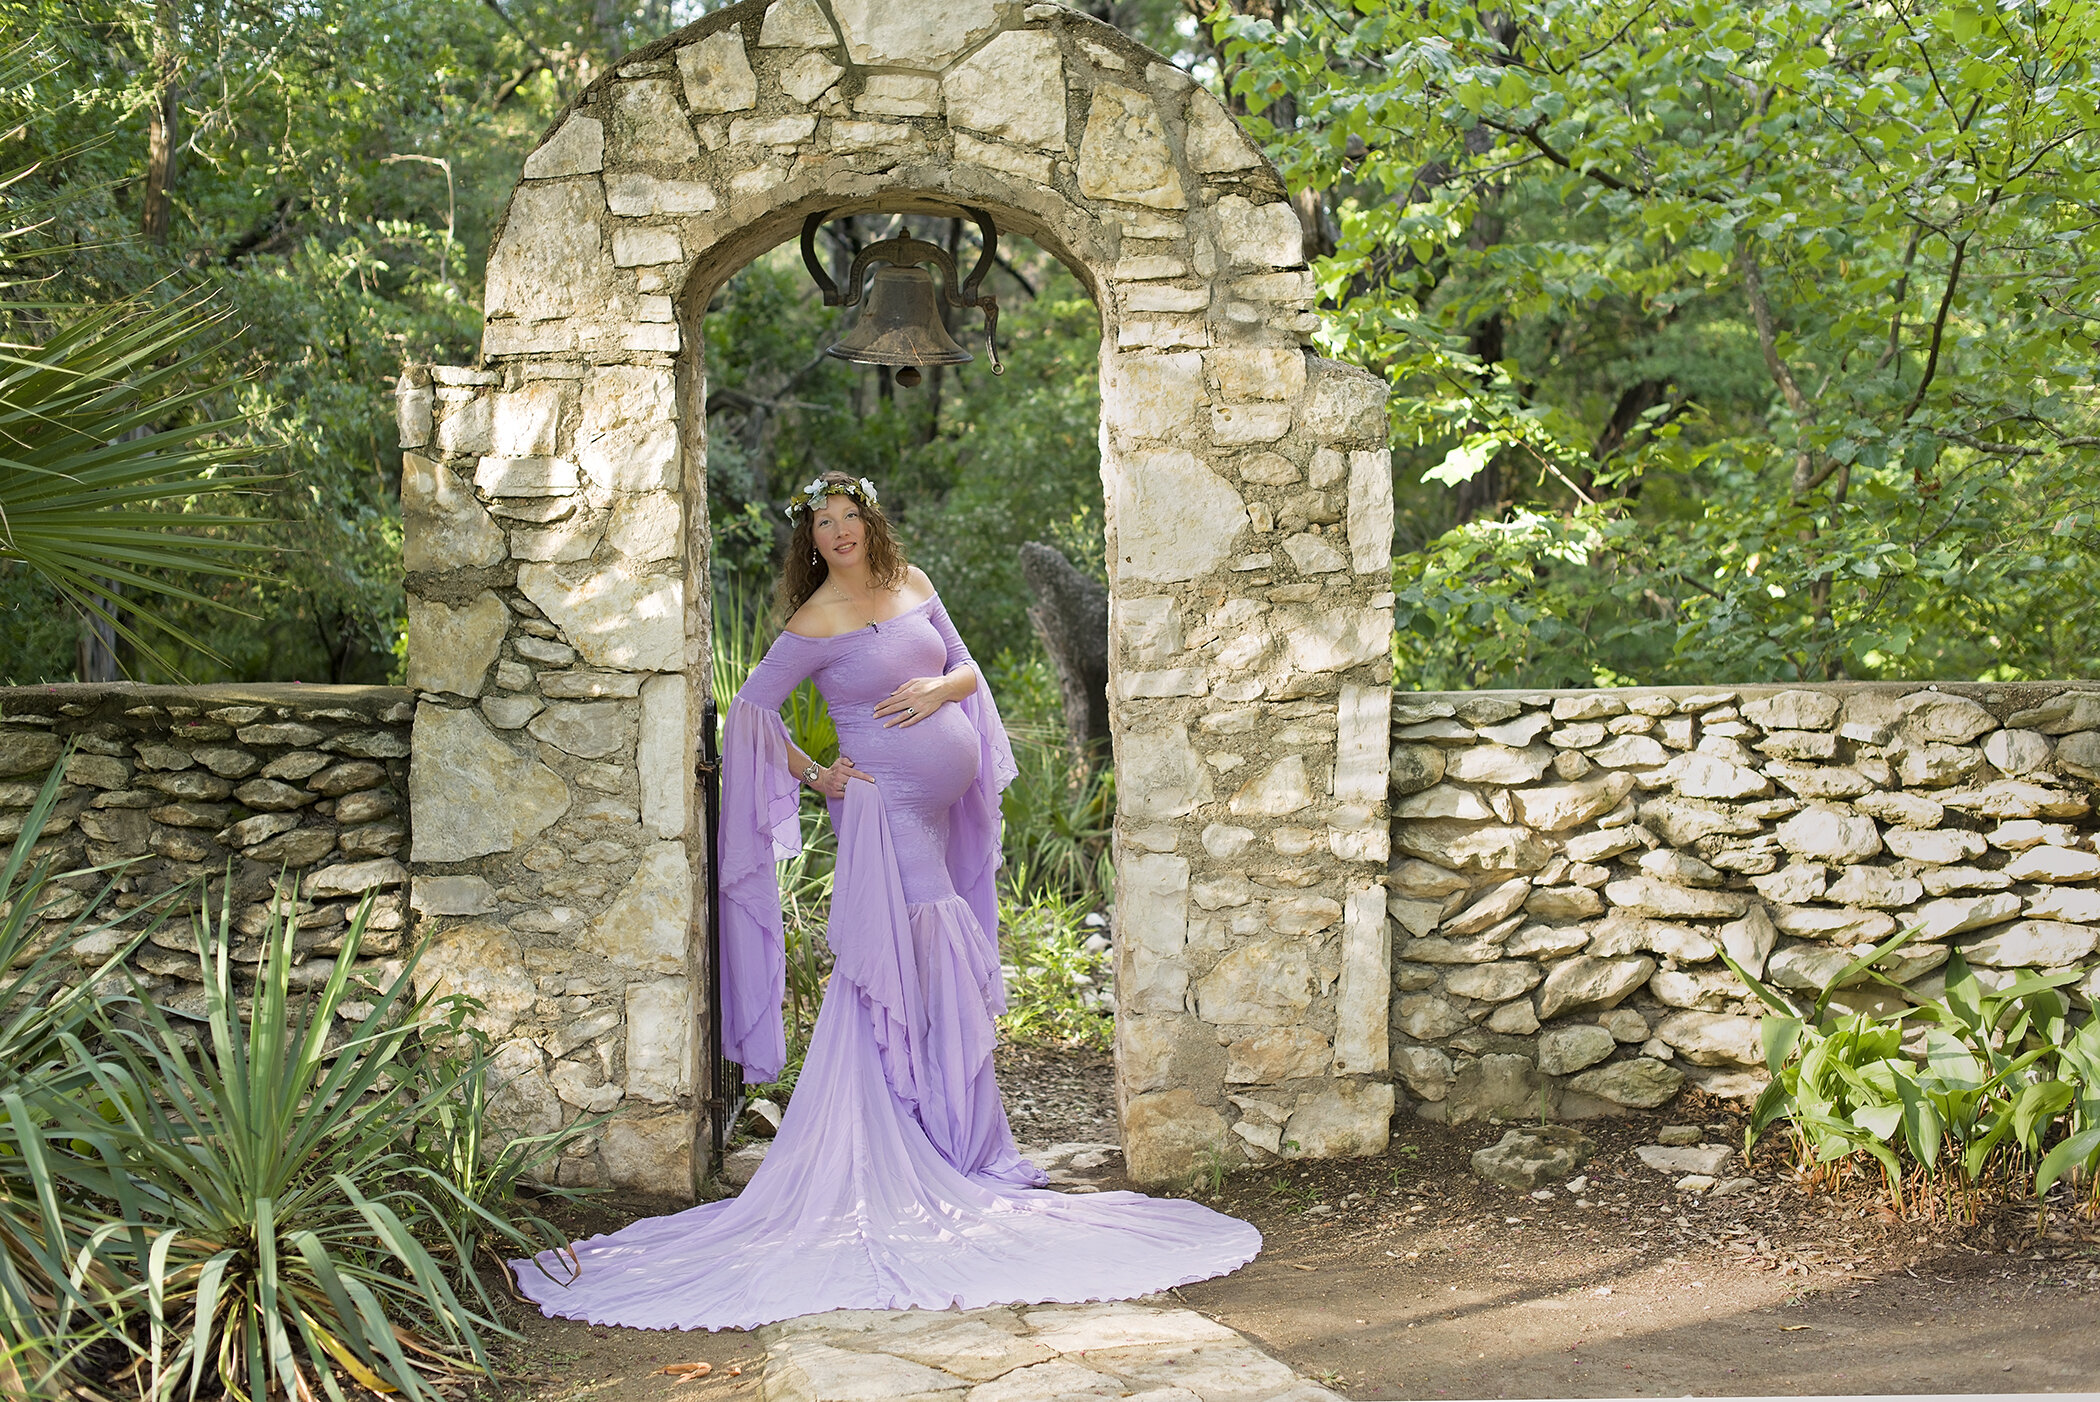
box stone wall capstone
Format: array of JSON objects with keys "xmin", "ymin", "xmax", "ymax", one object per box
[
  {"xmin": 1386, "ymin": 682, "xmax": 2100, "ymax": 1126},
  {"xmin": 0, "ymin": 683, "xmax": 412, "ymax": 1018}
]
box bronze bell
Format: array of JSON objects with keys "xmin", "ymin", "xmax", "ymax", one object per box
[
  {"xmin": 801, "ymin": 207, "xmax": 1005, "ymax": 388},
  {"xmin": 827, "ymin": 265, "xmax": 973, "ymax": 384}
]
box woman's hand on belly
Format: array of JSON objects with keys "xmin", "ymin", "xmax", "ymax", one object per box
[{"xmin": 873, "ymin": 670, "xmax": 975, "ymax": 728}]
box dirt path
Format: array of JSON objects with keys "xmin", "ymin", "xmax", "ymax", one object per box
[
  {"xmin": 1174, "ymin": 1099, "xmax": 2100, "ymax": 1399},
  {"xmin": 493, "ymin": 1054, "xmax": 2100, "ymax": 1401}
]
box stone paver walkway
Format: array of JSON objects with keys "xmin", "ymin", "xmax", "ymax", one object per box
[{"xmin": 756, "ymin": 1300, "xmax": 1345, "ymax": 1402}]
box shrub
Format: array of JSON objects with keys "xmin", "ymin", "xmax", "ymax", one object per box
[{"xmin": 1725, "ymin": 927, "xmax": 2100, "ymax": 1223}]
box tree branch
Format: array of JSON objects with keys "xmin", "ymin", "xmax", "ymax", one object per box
[{"xmin": 1899, "ymin": 234, "xmax": 1967, "ymax": 423}]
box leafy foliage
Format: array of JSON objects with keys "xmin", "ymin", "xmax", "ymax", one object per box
[
  {"xmin": 1723, "ymin": 927, "xmax": 2100, "ymax": 1220},
  {"xmin": 1214, "ymin": 0, "xmax": 2100, "ymax": 686}
]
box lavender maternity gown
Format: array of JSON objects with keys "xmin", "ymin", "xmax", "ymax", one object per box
[{"xmin": 512, "ymin": 592, "xmax": 1259, "ymax": 1330}]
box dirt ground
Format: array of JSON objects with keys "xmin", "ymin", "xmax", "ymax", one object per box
[{"xmin": 494, "ymin": 1047, "xmax": 2100, "ymax": 1402}]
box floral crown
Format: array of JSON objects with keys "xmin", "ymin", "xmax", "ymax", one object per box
[{"xmin": 785, "ymin": 475, "xmax": 879, "ymax": 520}]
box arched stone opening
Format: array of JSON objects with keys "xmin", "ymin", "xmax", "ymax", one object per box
[{"xmin": 398, "ymin": 0, "xmax": 1396, "ymax": 1190}]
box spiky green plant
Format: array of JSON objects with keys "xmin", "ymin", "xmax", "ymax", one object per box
[{"xmin": 1, "ymin": 101, "xmax": 273, "ymax": 676}]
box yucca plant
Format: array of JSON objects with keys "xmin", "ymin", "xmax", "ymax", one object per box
[
  {"xmin": 0, "ymin": 757, "xmax": 191, "ymax": 1400},
  {"xmin": 37, "ymin": 884, "xmax": 582, "ymax": 1402},
  {"xmin": 2, "ymin": 106, "xmax": 274, "ymax": 676}
]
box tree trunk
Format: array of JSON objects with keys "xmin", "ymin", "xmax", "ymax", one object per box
[
  {"xmin": 1018, "ymin": 542, "xmax": 1109, "ymax": 760},
  {"xmin": 77, "ymin": 589, "xmax": 122, "ymax": 683},
  {"xmin": 142, "ymin": 0, "xmax": 178, "ymax": 244}
]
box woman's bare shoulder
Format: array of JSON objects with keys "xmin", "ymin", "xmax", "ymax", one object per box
[
  {"xmin": 899, "ymin": 564, "xmax": 937, "ymax": 603},
  {"xmin": 782, "ymin": 594, "xmax": 848, "ymax": 639}
]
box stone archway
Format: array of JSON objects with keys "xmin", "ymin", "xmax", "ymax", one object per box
[{"xmin": 397, "ymin": 0, "xmax": 1396, "ymax": 1190}]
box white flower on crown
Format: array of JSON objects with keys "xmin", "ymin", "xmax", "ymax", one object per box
[{"xmin": 857, "ymin": 476, "xmax": 879, "ymax": 505}]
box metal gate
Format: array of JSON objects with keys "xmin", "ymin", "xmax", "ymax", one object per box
[{"xmin": 698, "ymin": 697, "xmax": 744, "ymax": 1184}]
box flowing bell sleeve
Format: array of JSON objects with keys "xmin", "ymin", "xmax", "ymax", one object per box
[
  {"xmin": 926, "ymin": 593, "xmax": 1019, "ymax": 977},
  {"xmin": 716, "ymin": 636, "xmax": 820, "ymax": 1082}
]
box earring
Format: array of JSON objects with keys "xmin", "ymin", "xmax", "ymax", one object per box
[{"xmin": 811, "ymin": 548, "xmax": 819, "ymax": 566}]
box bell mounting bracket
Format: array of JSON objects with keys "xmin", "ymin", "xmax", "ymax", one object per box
[{"xmin": 800, "ymin": 207, "xmax": 1004, "ymax": 374}]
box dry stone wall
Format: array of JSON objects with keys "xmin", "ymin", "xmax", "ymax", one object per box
[
  {"xmin": 0, "ymin": 684, "xmax": 412, "ymax": 1016},
  {"xmin": 406, "ymin": 0, "xmax": 1397, "ymax": 1188},
  {"xmin": 1386, "ymin": 682, "xmax": 2100, "ymax": 1126}
]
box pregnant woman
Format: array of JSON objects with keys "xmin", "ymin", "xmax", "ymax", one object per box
[{"xmin": 513, "ymin": 471, "xmax": 1258, "ymax": 1330}]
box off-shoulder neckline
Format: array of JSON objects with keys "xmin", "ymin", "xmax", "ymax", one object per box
[{"xmin": 780, "ymin": 591, "xmax": 937, "ymax": 641}]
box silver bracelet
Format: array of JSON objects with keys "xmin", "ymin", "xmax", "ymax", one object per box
[{"xmin": 801, "ymin": 763, "xmax": 822, "ymax": 786}]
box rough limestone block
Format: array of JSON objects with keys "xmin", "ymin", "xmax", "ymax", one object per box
[
  {"xmin": 589, "ymin": 841, "xmax": 690, "ymax": 974},
  {"xmin": 1284, "ymin": 605, "xmax": 1391, "ymax": 674},
  {"xmin": 396, "ymin": 374, "xmax": 432, "ymax": 449},
  {"xmin": 1333, "ymin": 682, "xmax": 1390, "ymax": 805},
  {"xmin": 1538, "ymin": 1025, "xmax": 1617, "ymax": 1076},
  {"xmin": 1214, "ymin": 195, "xmax": 1302, "ymax": 268},
  {"xmin": 1299, "ymin": 357, "xmax": 1388, "ymax": 442},
  {"xmin": 606, "ymin": 491, "xmax": 682, "ymax": 562},
  {"xmin": 829, "ymin": 0, "xmax": 999, "ymax": 67},
  {"xmin": 486, "ymin": 181, "xmax": 604, "ymax": 320},
  {"xmin": 1347, "ymin": 448, "xmax": 1394, "ymax": 573},
  {"xmin": 1776, "ymin": 804, "xmax": 1883, "ymax": 863},
  {"xmin": 413, "ymin": 920, "xmax": 536, "ymax": 1037},
  {"xmin": 1332, "ymin": 886, "xmax": 1390, "ymax": 1075},
  {"xmin": 638, "ymin": 673, "xmax": 688, "ymax": 839},
  {"xmin": 1281, "ymin": 1081, "xmax": 1394, "ymax": 1158},
  {"xmin": 625, "ymin": 977, "xmax": 692, "ymax": 1103},
  {"xmin": 611, "ymin": 226, "xmax": 682, "ymax": 267},
  {"xmin": 408, "ymin": 705, "xmax": 570, "ymax": 862},
  {"xmin": 951, "ymin": 131, "xmax": 1052, "ymax": 182},
  {"xmin": 944, "ymin": 29, "xmax": 1067, "ymax": 149},
  {"xmin": 406, "ymin": 592, "xmax": 508, "ymax": 698},
  {"xmin": 1900, "ymin": 690, "xmax": 1997, "ymax": 744},
  {"xmin": 599, "ymin": 1111, "xmax": 692, "ymax": 1195},
  {"xmin": 678, "ymin": 27, "xmax": 757, "ymax": 113},
  {"xmin": 612, "ymin": 79, "xmax": 698, "ymax": 163},
  {"xmin": 401, "ymin": 453, "xmax": 504, "ymax": 572},
  {"xmin": 516, "ymin": 561, "xmax": 683, "ymax": 673},
  {"xmin": 1195, "ymin": 938, "xmax": 1314, "ymax": 1025},
  {"xmin": 491, "ymin": 383, "xmax": 564, "ymax": 458},
  {"xmin": 521, "ymin": 115, "xmax": 604, "ymax": 179},
  {"xmin": 1106, "ymin": 450, "xmax": 1245, "ymax": 582},
  {"xmin": 1206, "ymin": 348, "xmax": 1306, "ymax": 402},
  {"xmin": 1742, "ymin": 689, "xmax": 1841, "ymax": 731},
  {"xmin": 1536, "ymin": 955, "xmax": 1656, "ymax": 1021},
  {"xmin": 1566, "ymin": 1057, "xmax": 1684, "ymax": 1109},
  {"xmin": 527, "ymin": 701, "xmax": 630, "ymax": 760},
  {"xmin": 1185, "ymin": 86, "xmax": 1265, "ymax": 173},
  {"xmin": 1103, "ymin": 350, "xmax": 1208, "ymax": 442},
  {"xmin": 1078, "ymin": 85, "xmax": 1186, "ymax": 210},
  {"xmin": 1119, "ymin": 851, "xmax": 1190, "ymax": 1014},
  {"xmin": 1655, "ymin": 1011, "xmax": 1764, "ymax": 1068},
  {"xmin": 1122, "ymin": 1089, "xmax": 1227, "ymax": 1184},
  {"xmin": 410, "ymin": 875, "xmax": 496, "ymax": 917},
  {"xmin": 606, "ymin": 174, "xmax": 717, "ymax": 217}
]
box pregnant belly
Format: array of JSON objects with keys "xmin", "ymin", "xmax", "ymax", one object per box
[{"xmin": 833, "ymin": 704, "xmax": 979, "ymax": 814}]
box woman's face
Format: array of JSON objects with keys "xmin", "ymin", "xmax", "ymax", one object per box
[{"xmin": 810, "ymin": 493, "xmax": 865, "ymax": 569}]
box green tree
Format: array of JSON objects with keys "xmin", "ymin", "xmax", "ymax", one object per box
[
  {"xmin": 0, "ymin": 0, "xmax": 686, "ymax": 684},
  {"xmin": 1213, "ymin": 0, "xmax": 2100, "ymax": 687}
]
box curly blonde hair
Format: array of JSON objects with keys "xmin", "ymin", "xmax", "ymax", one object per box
[{"xmin": 771, "ymin": 470, "xmax": 908, "ymax": 624}]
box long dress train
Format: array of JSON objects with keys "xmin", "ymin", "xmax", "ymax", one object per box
[{"xmin": 511, "ymin": 593, "xmax": 1258, "ymax": 1331}]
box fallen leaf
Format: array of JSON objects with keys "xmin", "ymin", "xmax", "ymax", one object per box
[
  {"xmin": 1780, "ymin": 1324, "xmax": 1811, "ymax": 1332},
  {"xmin": 655, "ymin": 1362, "xmax": 712, "ymax": 1380},
  {"xmin": 1291, "ymin": 1264, "xmax": 1317, "ymax": 1272}
]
